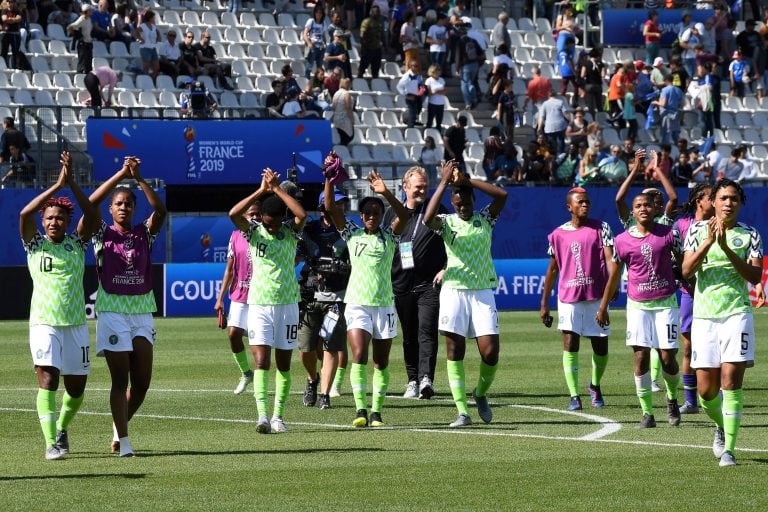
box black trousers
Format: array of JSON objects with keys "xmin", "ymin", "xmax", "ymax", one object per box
[
  {"xmin": 84, "ymin": 72, "xmax": 101, "ymax": 107},
  {"xmin": 77, "ymin": 41, "xmax": 93, "ymax": 74},
  {"xmin": 395, "ymin": 285, "xmax": 440, "ymax": 383}
]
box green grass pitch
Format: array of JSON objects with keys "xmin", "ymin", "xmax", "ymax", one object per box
[{"xmin": 2, "ymin": 311, "xmax": 768, "ymax": 510}]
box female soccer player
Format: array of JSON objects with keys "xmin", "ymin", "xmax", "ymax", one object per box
[
  {"xmin": 323, "ymin": 170, "xmax": 408, "ymax": 427},
  {"xmin": 20, "ymin": 151, "xmax": 100, "ymax": 460},
  {"xmin": 540, "ymin": 187, "xmax": 616, "ymax": 411},
  {"xmin": 214, "ymin": 201, "xmax": 261, "ymax": 395},
  {"xmin": 424, "ymin": 161, "xmax": 508, "ymax": 427},
  {"xmin": 597, "ymin": 192, "xmax": 682, "ymax": 428},
  {"xmin": 673, "ymin": 184, "xmax": 714, "ymax": 414},
  {"xmin": 682, "ymin": 179, "xmax": 763, "ymax": 467},
  {"xmin": 229, "ymin": 169, "xmax": 306, "ymax": 434},
  {"xmin": 88, "ymin": 156, "xmax": 166, "ymax": 457}
]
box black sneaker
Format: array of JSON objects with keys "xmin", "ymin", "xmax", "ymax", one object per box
[
  {"xmin": 303, "ymin": 375, "xmax": 319, "ymax": 407},
  {"xmin": 54, "ymin": 430, "xmax": 69, "ymax": 455},
  {"xmin": 667, "ymin": 398, "xmax": 681, "ymax": 426},
  {"xmin": 636, "ymin": 413, "xmax": 657, "ymax": 429},
  {"xmin": 317, "ymin": 393, "xmax": 331, "ymax": 410},
  {"xmin": 352, "ymin": 409, "xmax": 368, "ymax": 428}
]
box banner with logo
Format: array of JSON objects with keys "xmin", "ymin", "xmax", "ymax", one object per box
[
  {"xmin": 171, "ymin": 215, "xmax": 234, "ymax": 263},
  {"xmin": 86, "ymin": 119, "xmax": 333, "ymax": 185}
]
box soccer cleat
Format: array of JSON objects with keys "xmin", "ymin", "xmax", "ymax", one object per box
[
  {"xmin": 636, "ymin": 414, "xmax": 657, "ymax": 429},
  {"xmin": 473, "ymin": 388, "xmax": 493, "ymax": 423},
  {"xmin": 45, "ymin": 445, "xmax": 66, "ymax": 460},
  {"xmin": 270, "ymin": 416, "xmax": 287, "ymax": 433},
  {"xmin": 679, "ymin": 400, "xmax": 699, "ymax": 414},
  {"xmin": 587, "ymin": 382, "xmax": 605, "ymax": 407},
  {"xmin": 329, "ymin": 386, "xmax": 341, "ymax": 398},
  {"xmin": 667, "ymin": 398, "xmax": 681, "ymax": 426},
  {"xmin": 713, "ymin": 428, "xmax": 726, "ymax": 459},
  {"xmin": 418, "ymin": 376, "xmax": 435, "ymax": 400},
  {"xmin": 352, "ymin": 409, "xmax": 368, "ymax": 428},
  {"xmin": 234, "ymin": 370, "xmax": 254, "ymax": 395},
  {"xmin": 256, "ymin": 415, "xmax": 272, "ymax": 434},
  {"xmin": 719, "ymin": 451, "xmax": 736, "ymax": 467},
  {"xmin": 449, "ymin": 413, "xmax": 472, "ymax": 427},
  {"xmin": 403, "ymin": 380, "xmax": 418, "ymax": 398},
  {"xmin": 651, "ymin": 380, "xmax": 663, "ymax": 393},
  {"xmin": 568, "ymin": 396, "xmax": 583, "ymax": 411},
  {"xmin": 369, "ymin": 412, "xmax": 384, "ymax": 427},
  {"xmin": 317, "ymin": 393, "xmax": 331, "ymax": 410},
  {"xmin": 303, "ymin": 375, "xmax": 319, "ymax": 407},
  {"xmin": 54, "ymin": 430, "xmax": 69, "ymax": 455}
]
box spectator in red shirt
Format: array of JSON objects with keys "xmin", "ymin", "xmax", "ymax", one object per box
[
  {"xmin": 523, "ymin": 66, "xmax": 552, "ymax": 116},
  {"xmin": 643, "ymin": 10, "xmax": 662, "ymax": 66}
]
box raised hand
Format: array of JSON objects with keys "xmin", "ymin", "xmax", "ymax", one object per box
[
  {"xmin": 126, "ymin": 156, "xmax": 143, "ymax": 181},
  {"xmin": 439, "ymin": 160, "xmax": 456, "ymax": 184},
  {"xmin": 262, "ymin": 168, "xmax": 280, "ymax": 192},
  {"xmin": 367, "ymin": 169, "xmax": 387, "ymax": 194}
]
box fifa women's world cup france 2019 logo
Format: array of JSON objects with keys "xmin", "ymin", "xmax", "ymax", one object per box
[{"xmin": 184, "ymin": 125, "xmax": 196, "ymax": 180}]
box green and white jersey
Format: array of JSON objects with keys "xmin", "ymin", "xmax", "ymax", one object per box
[
  {"xmin": 434, "ymin": 206, "xmax": 498, "ymax": 290},
  {"xmin": 245, "ymin": 221, "xmax": 300, "ymax": 305},
  {"xmin": 24, "ymin": 232, "xmax": 88, "ymax": 326},
  {"xmin": 622, "ymin": 213, "xmax": 674, "ymax": 230},
  {"xmin": 684, "ymin": 220, "xmax": 763, "ymax": 318},
  {"xmin": 340, "ymin": 220, "xmax": 398, "ymax": 307}
]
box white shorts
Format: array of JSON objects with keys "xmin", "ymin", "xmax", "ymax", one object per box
[
  {"xmin": 438, "ymin": 288, "xmax": 499, "ymax": 338},
  {"xmin": 691, "ymin": 313, "xmax": 755, "ymax": 368},
  {"xmin": 344, "ymin": 304, "xmax": 398, "ymax": 339},
  {"xmin": 625, "ymin": 307, "xmax": 679, "ymax": 350},
  {"xmin": 228, "ymin": 301, "xmax": 249, "ymax": 330},
  {"xmin": 247, "ymin": 303, "xmax": 299, "ymax": 350},
  {"xmin": 30, "ymin": 324, "xmax": 91, "ymax": 375},
  {"xmin": 96, "ymin": 312, "xmax": 155, "ymax": 356},
  {"xmin": 558, "ymin": 299, "xmax": 610, "ymax": 337}
]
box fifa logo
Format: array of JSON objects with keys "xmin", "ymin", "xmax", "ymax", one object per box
[
  {"xmin": 637, "ymin": 242, "xmax": 668, "ymax": 292},
  {"xmin": 566, "ymin": 241, "xmax": 593, "ymax": 288}
]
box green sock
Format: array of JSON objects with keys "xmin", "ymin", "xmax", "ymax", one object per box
[
  {"xmin": 634, "ymin": 372, "xmax": 653, "ymax": 416},
  {"xmin": 36, "ymin": 389, "xmax": 57, "ymax": 446},
  {"xmin": 591, "ymin": 353, "xmax": 608, "ymax": 387},
  {"xmin": 273, "ymin": 370, "xmax": 291, "ymax": 418},
  {"xmin": 350, "ymin": 363, "xmax": 368, "ymax": 411},
  {"xmin": 233, "ymin": 350, "xmax": 251, "ymax": 374},
  {"xmin": 562, "ymin": 351, "xmax": 579, "ymax": 397},
  {"xmin": 332, "ymin": 366, "xmax": 347, "ymax": 390},
  {"xmin": 663, "ymin": 371, "xmax": 680, "ymax": 401},
  {"xmin": 475, "ymin": 361, "xmax": 497, "ymax": 397},
  {"xmin": 447, "ymin": 360, "xmax": 469, "ymax": 415},
  {"xmin": 253, "ymin": 369, "xmax": 269, "ymax": 418},
  {"xmin": 371, "ymin": 367, "xmax": 390, "ymax": 413},
  {"xmin": 700, "ymin": 393, "xmax": 724, "ymax": 429},
  {"xmin": 56, "ymin": 391, "xmax": 84, "ymax": 431},
  {"xmin": 650, "ymin": 349, "xmax": 661, "ymax": 383},
  {"xmin": 722, "ymin": 389, "xmax": 744, "ymax": 454}
]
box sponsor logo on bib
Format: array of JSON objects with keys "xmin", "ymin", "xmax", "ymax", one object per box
[{"xmin": 109, "ymin": 334, "xmax": 118, "ymax": 345}]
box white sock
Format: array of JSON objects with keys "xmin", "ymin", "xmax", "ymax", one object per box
[
  {"xmin": 118, "ymin": 436, "xmax": 134, "ymax": 457},
  {"xmin": 112, "ymin": 423, "xmax": 119, "ymax": 442}
]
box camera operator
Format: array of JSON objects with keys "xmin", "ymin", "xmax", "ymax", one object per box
[
  {"xmin": 297, "ymin": 190, "xmax": 351, "ymax": 409},
  {"xmin": 180, "ymin": 77, "xmax": 217, "ymax": 119},
  {"xmin": 1, "ymin": 142, "xmax": 34, "ymax": 186}
]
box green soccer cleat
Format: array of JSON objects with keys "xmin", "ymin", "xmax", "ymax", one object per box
[{"xmin": 352, "ymin": 409, "xmax": 368, "ymax": 428}]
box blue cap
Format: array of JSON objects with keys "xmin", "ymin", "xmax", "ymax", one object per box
[
  {"xmin": 319, "ymin": 190, "xmax": 348, "ymax": 205},
  {"xmin": 185, "ymin": 77, "xmax": 196, "ymax": 84}
]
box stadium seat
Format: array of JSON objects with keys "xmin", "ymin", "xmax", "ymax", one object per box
[
  {"xmin": 240, "ymin": 12, "xmax": 258, "ymax": 27},
  {"xmin": 162, "ymin": 109, "xmax": 180, "ymax": 119},
  {"xmin": 162, "ymin": 10, "xmax": 182, "ymax": 26},
  {"xmin": 355, "ymin": 94, "xmax": 376, "ymax": 111},
  {"xmin": 158, "ymin": 90, "xmax": 179, "ymax": 108},
  {"xmin": 361, "ymin": 110, "xmax": 378, "ymax": 127},
  {"xmin": 221, "ymin": 11, "xmax": 238, "ymax": 27},
  {"xmin": 32, "ymin": 72, "xmax": 54, "ymax": 90},
  {"xmin": 28, "ymin": 39, "xmax": 46, "ymax": 56},
  {"xmin": 281, "ymin": 29, "xmax": 301, "ymax": 44},
  {"xmin": 138, "ymin": 91, "xmax": 159, "ymax": 108},
  {"xmin": 352, "ymin": 145, "xmax": 374, "ymax": 162},
  {"xmin": 259, "ymin": 13, "xmax": 277, "ymax": 27},
  {"xmin": 13, "ymin": 89, "xmax": 35, "ymax": 106},
  {"xmin": 30, "ymin": 56, "xmax": 50, "ymax": 73},
  {"xmin": 243, "ymin": 27, "xmax": 261, "ymax": 42},
  {"xmin": 202, "ymin": 11, "xmax": 223, "ymax": 29},
  {"xmin": 46, "ymin": 24, "xmax": 70, "ymax": 41},
  {"xmin": 118, "ymin": 90, "xmax": 138, "ymax": 107},
  {"xmin": 380, "ymin": 110, "xmax": 400, "ymax": 127},
  {"xmin": 35, "ymin": 90, "xmax": 55, "ymax": 106},
  {"xmin": 239, "ymin": 92, "xmax": 260, "ymax": 108},
  {"xmin": 182, "ymin": 11, "xmax": 203, "ymax": 28},
  {"xmin": 385, "ymin": 127, "xmax": 404, "ymax": 145},
  {"xmin": 352, "ymin": 78, "xmax": 371, "ymax": 93}
]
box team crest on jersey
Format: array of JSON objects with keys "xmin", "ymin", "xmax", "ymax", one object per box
[
  {"xmin": 109, "ymin": 334, "xmax": 118, "ymax": 345},
  {"xmin": 125, "ymin": 237, "xmax": 135, "ymax": 249},
  {"xmin": 473, "ymin": 220, "xmax": 481, "ymax": 228},
  {"xmin": 732, "ymin": 237, "xmax": 744, "ymax": 248},
  {"xmin": 276, "ymin": 231, "xmax": 285, "ymax": 240},
  {"xmin": 626, "ymin": 330, "xmax": 631, "ymax": 340},
  {"xmin": 36, "ymin": 349, "xmax": 44, "ymax": 359},
  {"xmin": 441, "ymin": 316, "xmax": 448, "ymax": 324},
  {"xmin": 64, "ymin": 243, "xmax": 73, "ymax": 251}
]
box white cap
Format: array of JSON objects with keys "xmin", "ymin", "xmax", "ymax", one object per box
[{"xmin": 694, "ymin": 22, "xmax": 704, "ymax": 32}]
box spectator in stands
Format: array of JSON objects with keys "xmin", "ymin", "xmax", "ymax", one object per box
[
  {"xmin": 623, "ymin": 83, "xmax": 638, "ymax": 141},
  {"xmin": 325, "ymin": 29, "xmax": 351, "ymax": 79},
  {"xmin": 180, "ymin": 78, "xmax": 217, "ymax": 119},
  {"xmin": 554, "ymin": 4, "xmax": 579, "ymax": 47},
  {"xmin": 397, "ymin": 60, "xmax": 426, "ymax": 128},
  {"xmin": 607, "ymin": 63, "xmax": 626, "ymax": 131},
  {"xmin": 446, "ymin": 0, "xmax": 468, "ymax": 69},
  {"xmin": 580, "ymin": 47, "xmax": 604, "ymax": 118},
  {"xmin": 736, "ymin": 19, "xmax": 762, "ymax": 76},
  {"xmin": 650, "ymin": 57, "xmax": 668, "ymax": 89},
  {"xmin": 668, "ymin": 57, "xmax": 689, "ymax": 92},
  {"xmin": 729, "ymin": 50, "xmax": 750, "ymax": 98},
  {"xmin": 1, "ymin": 0, "xmax": 23, "ymax": 69},
  {"xmin": 644, "ymin": 144, "xmax": 673, "ymax": 182},
  {"xmin": 90, "ymin": 0, "xmax": 110, "ymax": 42},
  {"xmin": 654, "ymin": 74, "xmax": 684, "ymax": 146},
  {"xmin": 490, "ymin": 141, "xmax": 521, "ymax": 185},
  {"xmin": 327, "ymin": 9, "xmax": 349, "ymax": 47},
  {"xmin": 265, "ymin": 79, "xmax": 285, "ymax": 113},
  {"xmin": 425, "ymin": 63, "xmax": 446, "ymax": 133},
  {"xmin": 47, "ymin": 3, "xmax": 78, "ymax": 32},
  {"xmin": 456, "ymin": 21, "xmax": 481, "ymax": 110},
  {"xmin": 538, "ymin": 90, "xmax": 570, "ymax": 156},
  {"xmin": 491, "ymin": 12, "xmax": 511, "ymax": 50},
  {"xmin": 306, "ymin": 67, "xmax": 332, "ymax": 111},
  {"xmin": 179, "ymin": 31, "xmax": 201, "ymax": 80},
  {"xmin": 482, "ymin": 126, "xmax": 503, "ymax": 177},
  {"xmin": 575, "ymin": 147, "xmax": 600, "ymax": 186},
  {"xmin": 597, "ymin": 145, "xmax": 628, "ymax": 185},
  {"xmin": 324, "ymin": 65, "xmax": 343, "ymax": 96},
  {"xmin": 496, "ymin": 79, "xmax": 516, "ymax": 141},
  {"xmin": 635, "ymin": 62, "xmax": 656, "ymax": 114},
  {"xmin": 228, "ymin": 0, "xmax": 241, "ymax": 16},
  {"xmin": 671, "ymin": 149, "xmax": 694, "ymax": 185},
  {"xmin": 66, "ymin": 3, "xmax": 93, "ymax": 74},
  {"xmin": 488, "ymin": 45, "xmax": 513, "ymax": 106},
  {"xmin": 158, "ymin": 30, "xmax": 182, "ymax": 82},
  {"xmin": 565, "ymin": 107, "xmax": 588, "ymax": 147},
  {"xmin": 523, "ymin": 66, "xmax": 552, "ymax": 116},
  {"xmin": 736, "ymin": 145, "xmax": 759, "ymax": 183},
  {"xmin": 85, "ymin": 65, "xmax": 119, "ymax": 108},
  {"xmin": 0, "ymin": 116, "xmax": 29, "ymax": 162},
  {"xmin": 400, "ymin": 10, "xmax": 420, "ymax": 73},
  {"xmin": 358, "ymin": 4, "xmax": 384, "ymax": 79},
  {"xmin": 196, "ymin": 31, "xmax": 233, "ymax": 90},
  {"xmin": 331, "ymin": 77, "xmax": 354, "ymax": 145},
  {"xmin": 1, "ymin": 142, "xmax": 34, "ymax": 185},
  {"xmin": 109, "ymin": 3, "xmax": 133, "ymax": 46},
  {"xmin": 557, "ymin": 36, "xmax": 578, "ymax": 109},
  {"xmin": 619, "ymin": 137, "xmax": 636, "ymax": 167},
  {"xmin": 418, "ymin": 135, "xmax": 441, "ymax": 181},
  {"xmin": 529, "ymin": 134, "xmax": 554, "ymax": 182},
  {"xmin": 680, "ymin": 22, "xmax": 703, "ymax": 79},
  {"xmin": 721, "ymin": 148, "xmax": 745, "ymax": 181},
  {"xmin": 700, "ymin": 18, "xmax": 717, "ymax": 56},
  {"xmin": 303, "ymin": 5, "xmax": 328, "ymax": 80},
  {"xmin": 553, "ymin": 142, "xmax": 581, "ymax": 185},
  {"xmin": 443, "ymin": 114, "xmax": 468, "ymax": 172},
  {"xmin": 586, "ymin": 121, "xmax": 602, "ymax": 154},
  {"xmin": 643, "ymin": 10, "xmax": 661, "ymax": 66},
  {"xmin": 426, "ymin": 12, "xmax": 448, "ymax": 73},
  {"xmin": 709, "ymin": 3, "xmax": 730, "ymax": 57},
  {"xmin": 282, "ymin": 87, "xmax": 318, "ymax": 119},
  {"xmin": 135, "ymin": 8, "xmax": 161, "ymax": 79}
]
